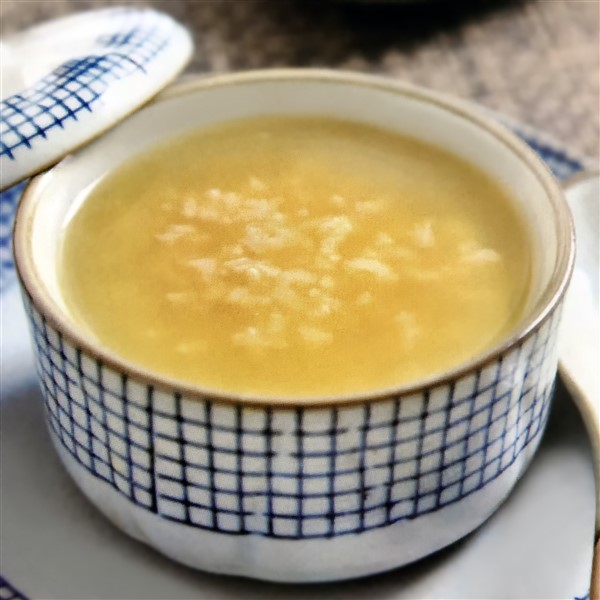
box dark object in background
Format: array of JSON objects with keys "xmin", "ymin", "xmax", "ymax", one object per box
[{"xmin": 304, "ymin": 0, "xmax": 527, "ymax": 58}]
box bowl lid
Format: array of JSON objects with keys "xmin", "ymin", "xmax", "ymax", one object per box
[{"xmin": 0, "ymin": 7, "xmax": 193, "ymax": 191}]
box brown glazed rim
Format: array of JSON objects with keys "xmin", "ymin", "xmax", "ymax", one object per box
[{"xmin": 13, "ymin": 69, "xmax": 576, "ymax": 408}]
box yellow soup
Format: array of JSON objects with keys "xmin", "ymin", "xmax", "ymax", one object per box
[{"xmin": 60, "ymin": 117, "xmax": 531, "ymax": 398}]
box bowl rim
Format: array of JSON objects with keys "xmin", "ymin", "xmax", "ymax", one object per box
[{"xmin": 13, "ymin": 68, "xmax": 576, "ymax": 408}]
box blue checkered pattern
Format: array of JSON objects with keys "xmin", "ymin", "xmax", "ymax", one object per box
[
  {"xmin": 524, "ymin": 136, "xmax": 586, "ymax": 181},
  {"xmin": 0, "ymin": 578, "xmax": 27, "ymax": 600},
  {"xmin": 25, "ymin": 287, "xmax": 561, "ymax": 539},
  {"xmin": 0, "ymin": 14, "xmax": 169, "ymax": 164},
  {"xmin": 0, "ymin": 181, "xmax": 26, "ymax": 291}
]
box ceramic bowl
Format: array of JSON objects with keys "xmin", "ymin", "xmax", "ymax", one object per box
[{"xmin": 13, "ymin": 70, "xmax": 574, "ymax": 583}]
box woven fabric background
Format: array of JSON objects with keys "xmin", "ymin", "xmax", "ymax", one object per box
[{"xmin": 1, "ymin": 0, "xmax": 598, "ymax": 160}]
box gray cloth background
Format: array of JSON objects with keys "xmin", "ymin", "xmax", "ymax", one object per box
[{"xmin": 1, "ymin": 0, "xmax": 598, "ymax": 160}]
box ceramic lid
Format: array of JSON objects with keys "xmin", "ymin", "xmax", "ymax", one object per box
[{"xmin": 0, "ymin": 7, "xmax": 193, "ymax": 191}]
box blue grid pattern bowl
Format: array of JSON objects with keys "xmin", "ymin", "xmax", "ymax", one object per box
[{"xmin": 11, "ymin": 71, "xmax": 575, "ymax": 582}]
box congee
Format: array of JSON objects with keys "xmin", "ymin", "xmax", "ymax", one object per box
[{"xmin": 59, "ymin": 116, "xmax": 531, "ymax": 398}]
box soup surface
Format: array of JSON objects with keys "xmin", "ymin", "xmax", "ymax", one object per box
[{"xmin": 60, "ymin": 116, "xmax": 530, "ymax": 398}]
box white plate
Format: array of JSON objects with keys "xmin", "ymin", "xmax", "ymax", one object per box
[{"xmin": 0, "ymin": 122, "xmax": 595, "ymax": 600}]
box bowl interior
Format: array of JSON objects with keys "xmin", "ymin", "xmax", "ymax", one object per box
[{"xmin": 15, "ymin": 70, "xmax": 572, "ymax": 400}]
